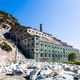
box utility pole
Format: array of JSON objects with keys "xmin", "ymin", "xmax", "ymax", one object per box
[
  {"xmin": 14, "ymin": 38, "xmax": 18, "ymax": 63},
  {"xmin": 15, "ymin": 45, "xmax": 17, "ymax": 63}
]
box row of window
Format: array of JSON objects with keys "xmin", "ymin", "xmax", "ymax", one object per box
[
  {"xmin": 37, "ymin": 43, "xmax": 62, "ymax": 49},
  {"xmin": 36, "ymin": 48, "xmax": 63, "ymax": 53},
  {"xmin": 24, "ymin": 49, "xmax": 34, "ymax": 52},
  {"xmin": 28, "ymin": 29, "xmax": 52, "ymax": 38},
  {"xmin": 23, "ymin": 45, "xmax": 74, "ymax": 54},
  {"xmin": 22, "ymin": 43, "xmax": 34, "ymax": 48},
  {"xmin": 40, "ymin": 53, "xmax": 67, "ymax": 58},
  {"xmin": 24, "ymin": 38, "xmax": 34, "ymax": 42},
  {"xmin": 22, "ymin": 37, "xmax": 39, "ymax": 43},
  {"xmin": 22, "ymin": 44, "xmax": 75, "ymax": 54},
  {"xmin": 23, "ymin": 47, "xmax": 63, "ymax": 53},
  {"xmin": 36, "ymin": 43, "xmax": 74, "ymax": 51},
  {"xmin": 21, "ymin": 38, "xmax": 34, "ymax": 43},
  {"xmin": 22, "ymin": 43, "xmax": 74, "ymax": 53}
]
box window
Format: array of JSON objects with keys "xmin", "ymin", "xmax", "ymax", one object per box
[
  {"xmin": 52, "ymin": 54, "xmax": 54, "ymax": 57},
  {"xmin": 32, "ymin": 38, "xmax": 34, "ymax": 40},
  {"xmin": 61, "ymin": 48, "xmax": 62, "ymax": 49},
  {"xmin": 55, "ymin": 47, "xmax": 57, "ymax": 49},
  {"xmin": 45, "ymin": 44, "xmax": 47, "ymax": 47},
  {"xmin": 52, "ymin": 51, "xmax": 54, "ymax": 52},
  {"xmin": 32, "ymin": 31, "xmax": 34, "ymax": 33},
  {"xmin": 55, "ymin": 54, "xmax": 57, "ymax": 57},
  {"xmin": 45, "ymin": 50, "xmax": 47, "ymax": 52},
  {"xmin": 41, "ymin": 44, "xmax": 43, "ymax": 46},
  {"xmin": 28, "ymin": 39, "xmax": 30, "ymax": 41},
  {"xmin": 36, "ymin": 38, "xmax": 38, "ymax": 40},
  {"xmin": 36, "ymin": 32, "xmax": 38, "ymax": 34},
  {"xmin": 36, "ymin": 43, "xmax": 38, "ymax": 45},
  {"xmin": 25, "ymin": 40, "xmax": 26, "ymax": 42},
  {"xmin": 45, "ymin": 54, "xmax": 47, "ymax": 57},
  {"xmin": 41, "ymin": 53, "xmax": 43, "ymax": 57},
  {"xmin": 36, "ymin": 49, "xmax": 38, "ymax": 51},
  {"xmin": 49, "ymin": 50, "xmax": 50, "ymax": 52},
  {"xmin": 32, "ymin": 49, "xmax": 34, "ymax": 51},
  {"xmin": 49, "ymin": 45, "xmax": 50, "ymax": 47},
  {"xmin": 49, "ymin": 54, "xmax": 51, "ymax": 57},
  {"xmin": 39, "ymin": 33, "xmax": 41, "ymax": 35},
  {"xmin": 29, "ymin": 30, "xmax": 31, "ymax": 32},
  {"xmin": 32, "ymin": 43, "xmax": 34, "ymax": 46},
  {"xmin": 28, "ymin": 44, "xmax": 30, "ymax": 47},
  {"xmin": 41, "ymin": 49, "xmax": 43, "ymax": 51},
  {"xmin": 28, "ymin": 49, "xmax": 30, "ymax": 52}
]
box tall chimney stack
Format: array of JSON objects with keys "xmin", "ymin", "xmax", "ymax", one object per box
[{"xmin": 40, "ymin": 24, "xmax": 42, "ymax": 32}]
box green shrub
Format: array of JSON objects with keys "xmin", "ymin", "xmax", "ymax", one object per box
[
  {"xmin": 68, "ymin": 52, "xmax": 77, "ymax": 62},
  {"xmin": 74, "ymin": 61, "xmax": 80, "ymax": 65},
  {"xmin": 1, "ymin": 42, "xmax": 12, "ymax": 52}
]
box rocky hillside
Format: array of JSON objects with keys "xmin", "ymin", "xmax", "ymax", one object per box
[
  {"xmin": 0, "ymin": 10, "xmax": 26, "ymax": 65},
  {"xmin": 0, "ymin": 10, "xmax": 19, "ymax": 26}
]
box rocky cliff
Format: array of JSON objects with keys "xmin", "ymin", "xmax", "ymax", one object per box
[{"xmin": 0, "ymin": 10, "xmax": 26, "ymax": 65}]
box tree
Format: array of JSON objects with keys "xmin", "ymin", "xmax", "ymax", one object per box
[{"xmin": 68, "ymin": 52, "xmax": 77, "ymax": 62}]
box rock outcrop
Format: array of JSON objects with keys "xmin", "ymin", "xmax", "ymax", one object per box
[{"xmin": 0, "ymin": 10, "xmax": 26, "ymax": 65}]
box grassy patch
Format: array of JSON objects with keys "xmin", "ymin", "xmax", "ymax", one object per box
[
  {"xmin": 1, "ymin": 41, "xmax": 12, "ymax": 52},
  {"xmin": 62, "ymin": 61, "xmax": 80, "ymax": 65}
]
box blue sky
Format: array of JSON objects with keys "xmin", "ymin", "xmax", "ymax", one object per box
[{"xmin": 0, "ymin": 0, "xmax": 80, "ymax": 49}]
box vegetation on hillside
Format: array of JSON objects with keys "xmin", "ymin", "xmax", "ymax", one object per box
[
  {"xmin": 0, "ymin": 10, "xmax": 19, "ymax": 26},
  {"xmin": 0, "ymin": 41, "xmax": 12, "ymax": 52}
]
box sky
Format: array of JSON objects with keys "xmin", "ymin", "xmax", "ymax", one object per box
[{"xmin": 0, "ymin": 0, "xmax": 80, "ymax": 49}]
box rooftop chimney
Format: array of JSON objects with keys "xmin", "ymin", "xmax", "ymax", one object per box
[{"xmin": 40, "ymin": 24, "xmax": 42, "ymax": 32}]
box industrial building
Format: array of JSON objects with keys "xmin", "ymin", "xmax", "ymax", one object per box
[{"xmin": 9, "ymin": 24, "xmax": 80, "ymax": 62}]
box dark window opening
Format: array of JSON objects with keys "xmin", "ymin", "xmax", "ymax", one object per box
[
  {"xmin": 36, "ymin": 49, "xmax": 38, "ymax": 51},
  {"xmin": 28, "ymin": 49, "xmax": 30, "ymax": 52},
  {"xmin": 41, "ymin": 44, "xmax": 43, "ymax": 46},
  {"xmin": 45, "ymin": 54, "xmax": 47, "ymax": 57},
  {"xmin": 36, "ymin": 38, "xmax": 38, "ymax": 40},
  {"xmin": 28, "ymin": 39, "xmax": 30, "ymax": 41},
  {"xmin": 28, "ymin": 44, "xmax": 30, "ymax": 47},
  {"xmin": 49, "ymin": 54, "xmax": 51, "ymax": 57},
  {"xmin": 41, "ymin": 53, "xmax": 43, "ymax": 57},
  {"xmin": 36, "ymin": 43, "xmax": 39, "ymax": 45}
]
